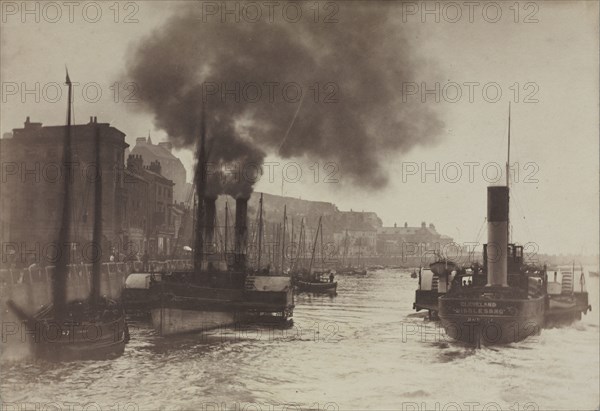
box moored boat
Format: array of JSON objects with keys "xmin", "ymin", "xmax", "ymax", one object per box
[
  {"xmin": 296, "ymin": 279, "xmax": 338, "ymax": 293},
  {"xmin": 7, "ymin": 71, "xmax": 128, "ymax": 360}
]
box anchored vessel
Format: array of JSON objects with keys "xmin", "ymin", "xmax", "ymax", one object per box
[
  {"xmin": 292, "ymin": 216, "xmax": 338, "ymax": 294},
  {"xmin": 7, "ymin": 71, "xmax": 128, "ymax": 360}
]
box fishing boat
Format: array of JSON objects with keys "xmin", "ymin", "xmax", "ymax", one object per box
[
  {"xmin": 7, "ymin": 70, "xmax": 129, "ymax": 360},
  {"xmin": 292, "ymin": 216, "xmax": 338, "ymax": 294},
  {"xmin": 335, "ymin": 230, "xmax": 366, "ymax": 275},
  {"xmin": 147, "ymin": 110, "xmax": 293, "ymax": 336},
  {"xmin": 296, "ymin": 278, "xmax": 337, "ymax": 293}
]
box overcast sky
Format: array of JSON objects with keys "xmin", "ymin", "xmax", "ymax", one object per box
[{"xmin": 1, "ymin": 1, "xmax": 598, "ymax": 255}]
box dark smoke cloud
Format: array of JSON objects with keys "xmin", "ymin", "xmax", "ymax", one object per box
[{"xmin": 124, "ymin": 2, "xmax": 443, "ymax": 195}]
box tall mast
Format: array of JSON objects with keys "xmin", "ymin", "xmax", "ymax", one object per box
[
  {"xmin": 506, "ymin": 102, "xmax": 511, "ymax": 187},
  {"xmin": 224, "ymin": 201, "xmax": 229, "ymax": 256},
  {"xmin": 358, "ymin": 236, "xmax": 362, "ymax": 267},
  {"xmin": 193, "ymin": 106, "xmax": 207, "ymax": 273},
  {"xmin": 54, "ymin": 68, "xmax": 73, "ymax": 320},
  {"xmin": 308, "ymin": 216, "xmax": 322, "ymax": 274},
  {"xmin": 320, "ymin": 218, "xmax": 324, "ymax": 266},
  {"xmin": 257, "ymin": 193, "xmax": 263, "ymax": 270},
  {"xmin": 281, "ymin": 205, "xmax": 287, "ymax": 273},
  {"xmin": 506, "ymin": 102, "xmax": 511, "ymax": 242},
  {"xmin": 90, "ymin": 118, "xmax": 102, "ymax": 306}
]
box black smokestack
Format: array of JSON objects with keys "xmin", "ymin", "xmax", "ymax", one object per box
[
  {"xmin": 204, "ymin": 196, "xmax": 217, "ymax": 253},
  {"xmin": 235, "ymin": 197, "xmax": 248, "ymax": 259},
  {"xmin": 123, "ymin": 3, "xmax": 444, "ymax": 193}
]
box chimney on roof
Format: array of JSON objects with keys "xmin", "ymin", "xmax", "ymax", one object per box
[
  {"xmin": 23, "ymin": 117, "xmax": 42, "ymax": 130},
  {"xmin": 127, "ymin": 154, "xmax": 143, "ymax": 173},
  {"xmin": 394, "ymin": 223, "xmax": 397, "ymax": 228},
  {"xmin": 404, "ymin": 222, "xmax": 408, "ymax": 228},
  {"xmin": 429, "ymin": 223, "xmax": 435, "ymax": 230},
  {"xmin": 136, "ymin": 137, "xmax": 147, "ymax": 145},
  {"xmin": 158, "ymin": 142, "xmax": 173, "ymax": 153},
  {"xmin": 421, "ymin": 222, "xmax": 426, "ymax": 228},
  {"xmin": 149, "ymin": 160, "xmax": 162, "ymax": 175}
]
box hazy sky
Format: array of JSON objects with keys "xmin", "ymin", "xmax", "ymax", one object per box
[{"xmin": 1, "ymin": 1, "xmax": 598, "ymax": 255}]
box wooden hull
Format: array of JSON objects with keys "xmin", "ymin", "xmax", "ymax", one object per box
[
  {"xmin": 438, "ymin": 293, "xmax": 545, "ymax": 345},
  {"xmin": 9, "ymin": 298, "xmax": 129, "ymax": 361},
  {"xmin": 296, "ymin": 281, "xmax": 337, "ymax": 293}
]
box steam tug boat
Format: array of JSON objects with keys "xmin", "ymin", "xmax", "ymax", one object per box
[
  {"xmin": 414, "ymin": 259, "xmax": 459, "ymax": 320},
  {"xmin": 545, "ymin": 267, "xmax": 592, "ymax": 327},
  {"xmin": 438, "ymin": 186, "xmax": 547, "ymax": 345},
  {"xmin": 146, "ymin": 113, "xmax": 294, "ymax": 336}
]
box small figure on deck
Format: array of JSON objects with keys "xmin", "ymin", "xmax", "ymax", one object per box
[{"xmin": 329, "ymin": 272, "xmax": 335, "ymax": 283}]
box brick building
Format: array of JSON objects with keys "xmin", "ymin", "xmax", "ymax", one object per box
[
  {"xmin": 130, "ymin": 136, "xmax": 188, "ymax": 203},
  {"xmin": 123, "ymin": 154, "xmax": 176, "ymax": 258},
  {"xmin": 376, "ymin": 222, "xmax": 454, "ymax": 257},
  {"xmin": 0, "ymin": 117, "xmax": 128, "ymax": 265}
]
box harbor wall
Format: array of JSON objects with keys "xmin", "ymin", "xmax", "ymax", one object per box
[{"xmin": 0, "ymin": 260, "xmax": 193, "ymax": 320}]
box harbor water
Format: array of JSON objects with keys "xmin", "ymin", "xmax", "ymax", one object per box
[{"xmin": 1, "ymin": 268, "xmax": 599, "ymax": 410}]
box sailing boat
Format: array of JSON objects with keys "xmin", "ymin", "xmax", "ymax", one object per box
[
  {"xmin": 294, "ymin": 217, "xmax": 338, "ymax": 294},
  {"xmin": 148, "ymin": 108, "xmax": 294, "ymax": 336},
  {"xmin": 7, "ymin": 70, "xmax": 128, "ymax": 361},
  {"xmin": 336, "ymin": 230, "xmax": 366, "ymax": 275}
]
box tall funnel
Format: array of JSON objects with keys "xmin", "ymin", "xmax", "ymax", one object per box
[
  {"xmin": 486, "ymin": 186, "xmax": 509, "ymax": 287},
  {"xmin": 235, "ymin": 197, "xmax": 248, "ymax": 256}
]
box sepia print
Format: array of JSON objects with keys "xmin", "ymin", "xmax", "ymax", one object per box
[{"xmin": 0, "ymin": 1, "xmax": 598, "ymax": 410}]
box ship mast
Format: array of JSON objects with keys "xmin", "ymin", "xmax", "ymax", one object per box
[
  {"xmin": 193, "ymin": 106, "xmax": 207, "ymax": 274},
  {"xmin": 308, "ymin": 216, "xmax": 322, "ymax": 274},
  {"xmin": 281, "ymin": 205, "xmax": 287, "ymax": 273},
  {"xmin": 257, "ymin": 193, "xmax": 264, "ymax": 270},
  {"xmin": 90, "ymin": 117, "xmax": 102, "ymax": 307},
  {"xmin": 54, "ymin": 68, "xmax": 73, "ymax": 320},
  {"xmin": 506, "ymin": 102, "xmax": 511, "ymax": 242},
  {"xmin": 224, "ymin": 201, "xmax": 229, "ymax": 256}
]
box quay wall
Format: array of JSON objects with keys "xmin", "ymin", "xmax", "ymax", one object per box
[{"xmin": 0, "ymin": 260, "xmax": 192, "ymax": 321}]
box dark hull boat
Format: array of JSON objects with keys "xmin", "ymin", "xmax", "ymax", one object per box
[
  {"xmin": 144, "ymin": 116, "xmax": 294, "ymax": 337},
  {"xmin": 439, "ymin": 186, "xmax": 547, "ymax": 346},
  {"xmin": 439, "ymin": 287, "xmax": 545, "ymax": 345},
  {"xmin": 149, "ymin": 268, "xmax": 294, "ymax": 335},
  {"xmin": 6, "ymin": 71, "xmax": 128, "ymax": 361},
  {"xmin": 9, "ymin": 298, "xmax": 129, "ymax": 361},
  {"xmin": 295, "ymin": 280, "xmax": 337, "ymax": 294},
  {"xmin": 545, "ymin": 270, "xmax": 592, "ymax": 327}
]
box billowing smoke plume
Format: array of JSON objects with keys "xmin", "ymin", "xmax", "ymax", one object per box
[{"xmin": 125, "ymin": 2, "xmax": 443, "ymax": 196}]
